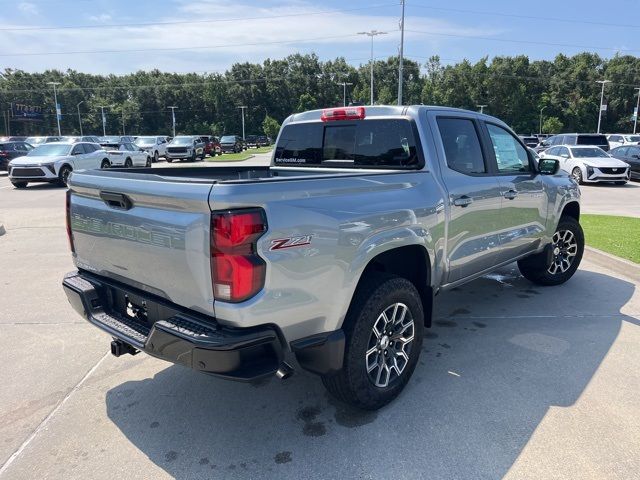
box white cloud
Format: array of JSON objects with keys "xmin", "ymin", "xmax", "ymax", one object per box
[
  {"xmin": 17, "ymin": 2, "xmax": 39, "ymax": 15},
  {"xmin": 0, "ymin": 1, "xmax": 502, "ymax": 74},
  {"xmin": 88, "ymin": 13, "xmax": 113, "ymax": 23}
]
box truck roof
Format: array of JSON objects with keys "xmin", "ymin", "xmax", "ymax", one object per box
[{"xmin": 285, "ymin": 105, "xmax": 498, "ymax": 125}]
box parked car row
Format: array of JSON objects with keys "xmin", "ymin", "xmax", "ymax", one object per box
[{"xmin": 531, "ymin": 132, "xmax": 640, "ymax": 185}]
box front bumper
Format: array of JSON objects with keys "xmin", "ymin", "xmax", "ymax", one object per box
[
  {"xmin": 584, "ymin": 166, "xmax": 630, "ymax": 183},
  {"xmin": 62, "ymin": 271, "xmax": 285, "ymax": 381},
  {"xmin": 8, "ymin": 164, "xmax": 58, "ymax": 182}
]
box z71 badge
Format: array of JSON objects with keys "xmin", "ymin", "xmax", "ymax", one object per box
[{"xmin": 270, "ymin": 235, "xmax": 313, "ymax": 251}]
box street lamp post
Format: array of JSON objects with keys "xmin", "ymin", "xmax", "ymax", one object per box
[
  {"xmin": 358, "ymin": 30, "xmax": 387, "ymax": 106},
  {"xmin": 167, "ymin": 106, "xmax": 177, "ymax": 138},
  {"xmin": 47, "ymin": 82, "xmax": 62, "ymax": 136},
  {"xmin": 634, "ymin": 87, "xmax": 640, "ymax": 134},
  {"xmin": 397, "ymin": 0, "xmax": 405, "ymax": 105},
  {"xmin": 76, "ymin": 101, "xmax": 84, "ymax": 136},
  {"xmin": 477, "ymin": 104, "xmax": 487, "ymax": 114},
  {"xmin": 539, "ymin": 106, "xmax": 548, "ymax": 135},
  {"xmin": 98, "ymin": 105, "xmax": 110, "ymax": 137},
  {"xmin": 237, "ymin": 106, "xmax": 247, "ymax": 140},
  {"xmin": 336, "ymin": 82, "xmax": 353, "ymax": 107},
  {"xmin": 596, "ymin": 79, "xmax": 611, "ymax": 134}
]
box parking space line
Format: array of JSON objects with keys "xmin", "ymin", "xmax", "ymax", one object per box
[{"xmin": 0, "ymin": 351, "xmax": 110, "ymax": 475}]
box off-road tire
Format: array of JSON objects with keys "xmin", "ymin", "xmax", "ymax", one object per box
[
  {"xmin": 518, "ymin": 216, "xmax": 584, "ymax": 286},
  {"xmin": 322, "ymin": 273, "xmax": 424, "ymax": 410}
]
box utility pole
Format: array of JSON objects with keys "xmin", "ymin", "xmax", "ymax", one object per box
[
  {"xmin": 121, "ymin": 109, "xmax": 125, "ymax": 135},
  {"xmin": 48, "ymin": 81, "xmax": 62, "ymax": 136},
  {"xmin": 76, "ymin": 101, "xmax": 84, "ymax": 136},
  {"xmin": 336, "ymin": 82, "xmax": 353, "ymax": 107},
  {"xmin": 397, "ymin": 0, "xmax": 405, "ymax": 106},
  {"xmin": 539, "ymin": 106, "xmax": 547, "ymax": 135},
  {"xmin": 167, "ymin": 106, "xmax": 177, "ymax": 137},
  {"xmin": 596, "ymin": 79, "xmax": 611, "ymax": 134},
  {"xmin": 237, "ymin": 106, "xmax": 247, "ymax": 140},
  {"xmin": 477, "ymin": 104, "xmax": 487, "ymax": 114},
  {"xmin": 358, "ymin": 30, "xmax": 387, "ymax": 106},
  {"xmin": 634, "ymin": 87, "xmax": 640, "ymax": 134},
  {"xmin": 98, "ymin": 105, "xmax": 110, "ymax": 137}
]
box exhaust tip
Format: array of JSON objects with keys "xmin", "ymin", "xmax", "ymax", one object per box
[{"xmin": 275, "ymin": 362, "xmax": 294, "ymax": 380}]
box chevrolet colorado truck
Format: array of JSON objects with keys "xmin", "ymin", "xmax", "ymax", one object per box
[{"xmin": 62, "ymin": 106, "xmax": 583, "ymax": 410}]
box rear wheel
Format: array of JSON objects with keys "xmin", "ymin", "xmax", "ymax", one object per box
[
  {"xmin": 571, "ymin": 167, "xmax": 584, "ymax": 185},
  {"xmin": 153, "ymin": 151, "xmax": 159, "ymax": 163},
  {"xmin": 11, "ymin": 181, "xmax": 27, "ymax": 189},
  {"xmin": 517, "ymin": 216, "xmax": 584, "ymax": 286},
  {"xmin": 100, "ymin": 159, "xmax": 110, "ymax": 169},
  {"xmin": 58, "ymin": 165, "xmax": 72, "ymax": 186},
  {"xmin": 124, "ymin": 158, "xmax": 133, "ymax": 168},
  {"xmin": 322, "ymin": 273, "xmax": 424, "ymax": 410}
]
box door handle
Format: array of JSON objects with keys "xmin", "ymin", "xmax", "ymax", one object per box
[
  {"xmin": 100, "ymin": 191, "xmax": 132, "ymax": 210},
  {"xmin": 453, "ymin": 196, "xmax": 473, "ymax": 207},
  {"xmin": 502, "ymin": 190, "xmax": 518, "ymax": 200}
]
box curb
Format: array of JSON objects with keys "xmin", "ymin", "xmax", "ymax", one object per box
[{"xmin": 584, "ymin": 246, "xmax": 640, "ymax": 283}]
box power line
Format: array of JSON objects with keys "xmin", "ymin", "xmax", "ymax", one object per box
[
  {"xmin": 405, "ymin": 29, "xmax": 640, "ymax": 54},
  {"xmin": 410, "ymin": 4, "xmax": 640, "ymax": 30},
  {"xmin": 0, "ymin": 4, "xmax": 397, "ymax": 32}
]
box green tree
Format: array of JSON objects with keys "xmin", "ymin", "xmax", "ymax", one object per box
[
  {"xmin": 543, "ymin": 116, "xmax": 564, "ymax": 134},
  {"xmin": 262, "ymin": 115, "xmax": 281, "ymax": 139}
]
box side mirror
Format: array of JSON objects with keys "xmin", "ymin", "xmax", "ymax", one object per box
[{"xmin": 538, "ymin": 158, "xmax": 560, "ymax": 175}]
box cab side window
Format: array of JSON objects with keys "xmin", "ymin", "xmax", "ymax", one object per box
[
  {"xmin": 486, "ymin": 124, "xmax": 531, "ymax": 173},
  {"xmin": 436, "ymin": 117, "xmax": 486, "ymax": 175}
]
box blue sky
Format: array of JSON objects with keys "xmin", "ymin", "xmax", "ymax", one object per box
[{"xmin": 0, "ymin": 0, "xmax": 637, "ymax": 74}]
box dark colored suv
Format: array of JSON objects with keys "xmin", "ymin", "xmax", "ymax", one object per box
[
  {"xmin": 537, "ymin": 133, "xmax": 610, "ymax": 152},
  {"xmin": 220, "ymin": 135, "xmax": 244, "ymax": 153},
  {"xmin": 0, "ymin": 141, "xmax": 33, "ymax": 170}
]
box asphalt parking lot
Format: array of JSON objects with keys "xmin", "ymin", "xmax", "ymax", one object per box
[{"xmin": 1, "ymin": 162, "xmax": 639, "ymax": 480}]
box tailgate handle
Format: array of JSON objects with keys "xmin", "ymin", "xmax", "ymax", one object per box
[{"xmin": 100, "ymin": 191, "xmax": 132, "ymax": 210}]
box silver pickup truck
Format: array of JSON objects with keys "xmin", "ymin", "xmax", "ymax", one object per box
[{"xmin": 62, "ymin": 106, "xmax": 582, "ymax": 410}]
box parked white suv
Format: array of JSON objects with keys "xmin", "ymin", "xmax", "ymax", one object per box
[
  {"xmin": 106, "ymin": 142, "xmax": 151, "ymax": 168},
  {"xmin": 8, "ymin": 141, "xmax": 109, "ymax": 188},
  {"xmin": 606, "ymin": 134, "xmax": 640, "ymax": 149},
  {"xmin": 540, "ymin": 145, "xmax": 630, "ymax": 185},
  {"xmin": 134, "ymin": 136, "xmax": 169, "ymax": 162}
]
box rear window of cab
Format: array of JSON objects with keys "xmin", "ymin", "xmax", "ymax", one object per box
[{"xmin": 274, "ymin": 119, "xmax": 421, "ymax": 169}]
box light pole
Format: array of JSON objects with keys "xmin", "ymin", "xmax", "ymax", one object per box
[
  {"xmin": 596, "ymin": 79, "xmax": 611, "ymax": 134},
  {"xmin": 634, "ymin": 87, "xmax": 640, "ymax": 134},
  {"xmin": 336, "ymin": 82, "xmax": 353, "ymax": 107},
  {"xmin": 397, "ymin": 0, "xmax": 405, "ymax": 105},
  {"xmin": 47, "ymin": 81, "xmax": 61, "ymax": 136},
  {"xmin": 98, "ymin": 105, "xmax": 110, "ymax": 137},
  {"xmin": 358, "ymin": 30, "xmax": 387, "ymax": 106},
  {"xmin": 237, "ymin": 106, "xmax": 247, "ymax": 140},
  {"xmin": 477, "ymin": 104, "xmax": 487, "ymax": 114},
  {"xmin": 76, "ymin": 101, "xmax": 84, "ymax": 136},
  {"xmin": 167, "ymin": 106, "xmax": 177, "ymax": 137},
  {"xmin": 539, "ymin": 106, "xmax": 548, "ymax": 135}
]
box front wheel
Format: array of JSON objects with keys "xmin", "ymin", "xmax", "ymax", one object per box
[
  {"xmin": 58, "ymin": 165, "xmax": 72, "ymax": 186},
  {"xmin": 124, "ymin": 158, "xmax": 133, "ymax": 168},
  {"xmin": 153, "ymin": 151, "xmax": 159, "ymax": 163},
  {"xmin": 571, "ymin": 167, "xmax": 584, "ymax": 185},
  {"xmin": 517, "ymin": 216, "xmax": 584, "ymax": 286},
  {"xmin": 322, "ymin": 273, "xmax": 424, "ymax": 410},
  {"xmin": 166, "ymin": 158, "xmax": 173, "ymax": 163},
  {"xmin": 145, "ymin": 156, "xmax": 152, "ymax": 167},
  {"xmin": 190, "ymin": 152, "xmax": 197, "ymax": 162},
  {"xmin": 614, "ymin": 181, "xmax": 627, "ymax": 186},
  {"xmin": 11, "ymin": 181, "xmax": 28, "ymax": 189}
]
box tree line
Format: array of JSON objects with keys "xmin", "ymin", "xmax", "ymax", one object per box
[{"xmin": 1, "ymin": 51, "xmax": 639, "ymax": 138}]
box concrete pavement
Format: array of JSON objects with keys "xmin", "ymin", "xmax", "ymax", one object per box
[{"xmin": 0, "ymin": 166, "xmax": 639, "ymax": 479}]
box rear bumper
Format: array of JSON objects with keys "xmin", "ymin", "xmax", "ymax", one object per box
[{"xmin": 62, "ymin": 271, "xmax": 285, "ymax": 381}]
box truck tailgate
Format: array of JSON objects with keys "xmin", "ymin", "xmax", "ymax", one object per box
[{"xmin": 68, "ymin": 173, "xmax": 215, "ymax": 315}]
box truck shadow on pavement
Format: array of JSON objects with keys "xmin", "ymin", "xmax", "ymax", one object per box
[{"xmin": 105, "ymin": 265, "xmax": 636, "ymax": 479}]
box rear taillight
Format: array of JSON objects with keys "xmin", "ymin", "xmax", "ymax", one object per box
[
  {"xmin": 321, "ymin": 106, "xmax": 366, "ymax": 122},
  {"xmin": 211, "ymin": 209, "xmax": 267, "ymax": 303},
  {"xmin": 65, "ymin": 189, "xmax": 75, "ymax": 253}
]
